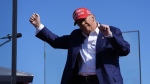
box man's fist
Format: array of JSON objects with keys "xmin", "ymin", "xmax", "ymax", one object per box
[
  {"xmin": 99, "ymin": 24, "xmax": 112, "ymax": 37},
  {"xmin": 29, "ymin": 13, "xmax": 41, "ymax": 28}
]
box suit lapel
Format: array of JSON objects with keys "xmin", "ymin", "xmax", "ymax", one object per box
[
  {"xmin": 72, "ymin": 34, "xmax": 85, "ymax": 68},
  {"xmin": 96, "ymin": 32, "xmax": 105, "ymax": 52}
]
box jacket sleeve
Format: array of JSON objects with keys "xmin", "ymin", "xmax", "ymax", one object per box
[
  {"xmin": 107, "ymin": 26, "xmax": 130, "ymax": 56},
  {"xmin": 36, "ymin": 26, "xmax": 70, "ymax": 49}
]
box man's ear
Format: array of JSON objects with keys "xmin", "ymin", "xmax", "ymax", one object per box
[{"xmin": 91, "ymin": 14, "xmax": 95, "ymax": 22}]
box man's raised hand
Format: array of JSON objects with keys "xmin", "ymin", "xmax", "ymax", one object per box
[{"xmin": 29, "ymin": 13, "xmax": 41, "ymax": 28}]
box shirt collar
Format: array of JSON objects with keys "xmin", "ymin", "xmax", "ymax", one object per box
[{"xmin": 95, "ymin": 22, "xmax": 100, "ymax": 35}]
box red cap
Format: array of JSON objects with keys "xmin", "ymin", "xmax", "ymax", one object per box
[{"xmin": 72, "ymin": 7, "xmax": 92, "ymax": 25}]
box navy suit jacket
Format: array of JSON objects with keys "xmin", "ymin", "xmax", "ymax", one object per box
[{"xmin": 36, "ymin": 26, "xmax": 130, "ymax": 84}]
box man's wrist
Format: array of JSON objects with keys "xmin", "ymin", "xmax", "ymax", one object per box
[
  {"xmin": 37, "ymin": 24, "xmax": 44, "ymax": 29},
  {"xmin": 34, "ymin": 23, "xmax": 41, "ymax": 29},
  {"xmin": 105, "ymin": 32, "xmax": 113, "ymax": 38},
  {"xmin": 35, "ymin": 24, "xmax": 44, "ymax": 34}
]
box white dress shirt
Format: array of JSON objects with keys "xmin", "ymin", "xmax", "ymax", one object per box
[{"xmin": 78, "ymin": 24, "xmax": 100, "ymax": 76}]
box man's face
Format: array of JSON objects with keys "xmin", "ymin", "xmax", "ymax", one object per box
[{"xmin": 76, "ymin": 15, "xmax": 96, "ymax": 35}]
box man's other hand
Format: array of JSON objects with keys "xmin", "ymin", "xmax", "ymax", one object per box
[
  {"xmin": 99, "ymin": 24, "xmax": 112, "ymax": 37},
  {"xmin": 29, "ymin": 13, "xmax": 41, "ymax": 29}
]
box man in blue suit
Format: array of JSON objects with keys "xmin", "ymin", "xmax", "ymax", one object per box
[{"xmin": 29, "ymin": 7, "xmax": 130, "ymax": 84}]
